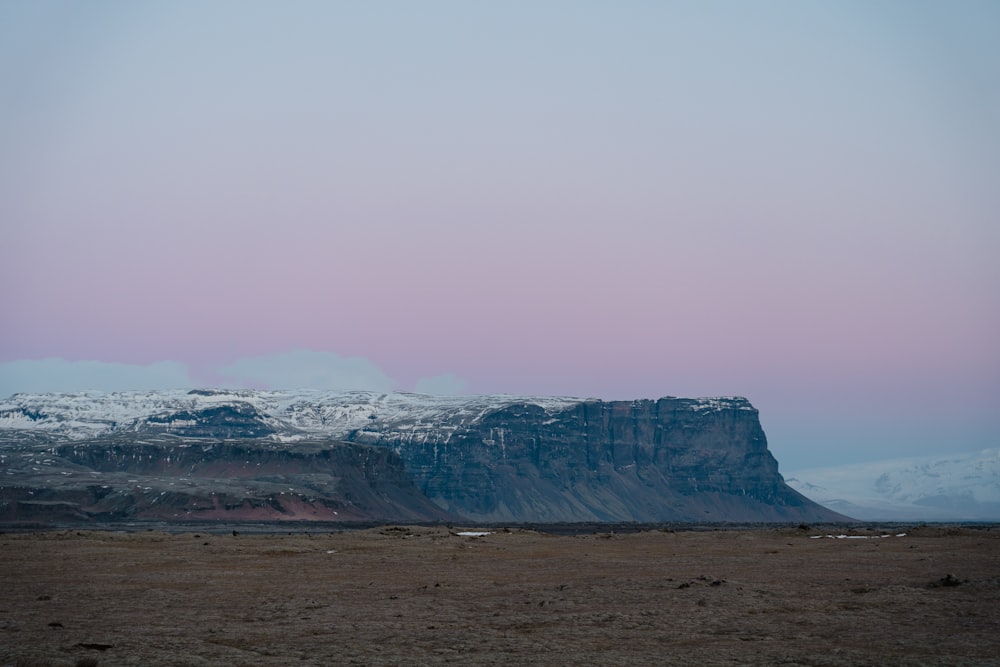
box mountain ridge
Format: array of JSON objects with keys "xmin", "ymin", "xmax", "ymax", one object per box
[{"xmin": 1, "ymin": 389, "xmax": 848, "ymax": 524}]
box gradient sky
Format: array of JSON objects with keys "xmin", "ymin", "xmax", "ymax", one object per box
[{"xmin": 2, "ymin": 1, "xmax": 998, "ymax": 470}]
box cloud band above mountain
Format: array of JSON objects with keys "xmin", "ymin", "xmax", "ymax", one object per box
[
  {"xmin": 0, "ymin": 353, "xmax": 468, "ymax": 398},
  {"xmin": 0, "ymin": 358, "xmax": 194, "ymax": 396}
]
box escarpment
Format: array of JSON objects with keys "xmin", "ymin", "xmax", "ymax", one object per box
[
  {"xmin": 0, "ymin": 435, "xmax": 456, "ymax": 523},
  {"xmin": 348, "ymin": 397, "xmax": 834, "ymax": 522},
  {"xmin": 0, "ymin": 390, "xmax": 849, "ymax": 523}
]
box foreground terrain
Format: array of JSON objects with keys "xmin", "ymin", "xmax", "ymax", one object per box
[{"xmin": 1, "ymin": 525, "xmax": 997, "ymax": 666}]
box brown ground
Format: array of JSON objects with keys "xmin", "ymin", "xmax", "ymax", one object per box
[{"xmin": 1, "ymin": 525, "xmax": 998, "ymax": 666}]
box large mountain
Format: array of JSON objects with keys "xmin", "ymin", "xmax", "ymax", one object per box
[{"xmin": 0, "ymin": 389, "xmax": 847, "ymax": 523}]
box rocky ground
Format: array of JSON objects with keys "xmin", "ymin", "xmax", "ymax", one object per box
[{"xmin": 1, "ymin": 524, "xmax": 998, "ymax": 666}]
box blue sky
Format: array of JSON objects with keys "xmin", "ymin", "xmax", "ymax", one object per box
[{"xmin": 1, "ymin": 1, "xmax": 998, "ymax": 470}]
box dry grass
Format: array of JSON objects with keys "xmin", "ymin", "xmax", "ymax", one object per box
[{"xmin": 1, "ymin": 525, "xmax": 998, "ymax": 665}]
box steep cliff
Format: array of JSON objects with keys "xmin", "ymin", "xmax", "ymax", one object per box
[
  {"xmin": 0, "ymin": 434, "xmax": 456, "ymax": 523},
  {"xmin": 0, "ymin": 390, "xmax": 848, "ymax": 523},
  {"xmin": 350, "ymin": 397, "xmax": 835, "ymax": 522}
]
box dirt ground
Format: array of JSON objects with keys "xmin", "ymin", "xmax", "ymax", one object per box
[{"xmin": 1, "ymin": 524, "xmax": 998, "ymax": 666}]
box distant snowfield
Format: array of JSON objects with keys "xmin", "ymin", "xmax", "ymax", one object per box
[
  {"xmin": 810, "ymin": 533, "xmax": 907, "ymax": 539},
  {"xmin": 785, "ymin": 448, "xmax": 1000, "ymax": 521}
]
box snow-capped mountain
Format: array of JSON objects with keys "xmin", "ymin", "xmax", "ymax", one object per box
[
  {"xmin": 0, "ymin": 388, "xmax": 752, "ymax": 442},
  {"xmin": 0, "ymin": 389, "xmax": 844, "ymax": 524},
  {"xmin": 785, "ymin": 449, "xmax": 1000, "ymax": 521},
  {"xmin": 0, "ymin": 389, "xmax": 588, "ymax": 441}
]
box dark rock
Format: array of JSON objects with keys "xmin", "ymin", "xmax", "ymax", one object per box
[
  {"xmin": 929, "ymin": 574, "xmax": 964, "ymax": 588},
  {"xmin": 76, "ymin": 642, "xmax": 114, "ymax": 651},
  {"xmin": 142, "ymin": 403, "xmax": 275, "ymax": 438},
  {"xmin": 351, "ymin": 397, "xmax": 845, "ymax": 522},
  {"xmin": 0, "ymin": 436, "xmax": 456, "ymax": 523}
]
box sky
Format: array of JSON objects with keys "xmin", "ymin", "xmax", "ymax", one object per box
[{"xmin": 1, "ymin": 1, "xmax": 998, "ymax": 471}]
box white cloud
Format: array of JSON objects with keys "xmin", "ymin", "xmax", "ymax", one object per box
[
  {"xmin": 219, "ymin": 349, "xmax": 395, "ymax": 391},
  {"xmin": 0, "ymin": 358, "xmax": 194, "ymax": 397},
  {"xmin": 414, "ymin": 373, "xmax": 467, "ymax": 395}
]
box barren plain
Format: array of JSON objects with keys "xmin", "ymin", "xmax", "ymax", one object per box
[{"xmin": 1, "ymin": 524, "xmax": 997, "ymax": 666}]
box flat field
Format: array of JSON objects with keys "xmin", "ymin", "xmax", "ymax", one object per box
[{"xmin": 1, "ymin": 525, "xmax": 997, "ymax": 666}]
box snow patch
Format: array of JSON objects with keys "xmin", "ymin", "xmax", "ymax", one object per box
[
  {"xmin": 810, "ymin": 533, "xmax": 906, "ymax": 540},
  {"xmin": 0, "ymin": 390, "xmax": 755, "ymax": 442}
]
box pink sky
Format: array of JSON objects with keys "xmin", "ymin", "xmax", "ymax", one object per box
[{"xmin": 1, "ymin": 2, "xmax": 998, "ymax": 469}]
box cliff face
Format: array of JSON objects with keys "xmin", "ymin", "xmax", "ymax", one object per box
[
  {"xmin": 0, "ymin": 435, "xmax": 457, "ymax": 523},
  {"xmin": 0, "ymin": 390, "xmax": 849, "ymax": 523},
  {"xmin": 351, "ymin": 397, "xmax": 836, "ymax": 522}
]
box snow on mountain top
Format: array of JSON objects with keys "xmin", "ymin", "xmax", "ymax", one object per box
[
  {"xmin": 0, "ymin": 390, "xmax": 752, "ymax": 440},
  {"xmin": 785, "ymin": 448, "xmax": 1000, "ymax": 521}
]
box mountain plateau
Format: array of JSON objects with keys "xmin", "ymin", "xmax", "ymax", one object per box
[{"xmin": 0, "ymin": 390, "xmax": 848, "ymax": 524}]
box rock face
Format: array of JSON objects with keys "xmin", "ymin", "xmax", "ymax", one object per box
[
  {"xmin": 351, "ymin": 397, "xmax": 835, "ymax": 522},
  {"xmin": 0, "ymin": 434, "xmax": 456, "ymax": 523},
  {"xmin": 0, "ymin": 390, "xmax": 849, "ymax": 523}
]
